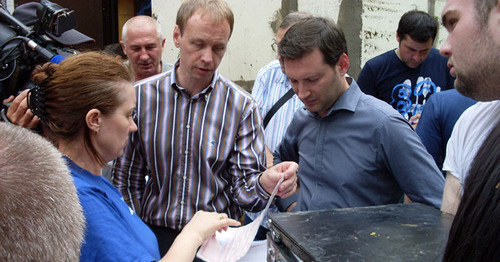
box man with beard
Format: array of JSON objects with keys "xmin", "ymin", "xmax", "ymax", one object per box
[{"xmin": 439, "ymin": 0, "xmax": 500, "ymax": 215}]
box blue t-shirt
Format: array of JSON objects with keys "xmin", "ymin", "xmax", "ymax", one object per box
[
  {"xmin": 357, "ymin": 48, "xmax": 454, "ymax": 119},
  {"xmin": 67, "ymin": 157, "xmax": 160, "ymax": 262},
  {"xmin": 415, "ymin": 89, "xmax": 476, "ymax": 173}
]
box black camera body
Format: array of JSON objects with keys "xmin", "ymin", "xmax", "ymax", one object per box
[{"xmin": 0, "ymin": 0, "xmax": 93, "ymax": 102}]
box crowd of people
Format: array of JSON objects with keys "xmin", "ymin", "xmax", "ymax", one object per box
[{"xmin": 0, "ymin": 0, "xmax": 498, "ymax": 261}]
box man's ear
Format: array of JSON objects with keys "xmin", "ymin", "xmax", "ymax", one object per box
[
  {"xmin": 120, "ymin": 41, "xmax": 127, "ymax": 55},
  {"xmin": 86, "ymin": 109, "xmax": 102, "ymax": 134},
  {"xmin": 338, "ymin": 53, "xmax": 350, "ymax": 75},
  {"xmin": 396, "ymin": 32, "xmax": 401, "ymax": 43},
  {"xmin": 161, "ymin": 38, "xmax": 166, "ymax": 49},
  {"xmin": 173, "ymin": 25, "xmax": 181, "ymax": 48}
]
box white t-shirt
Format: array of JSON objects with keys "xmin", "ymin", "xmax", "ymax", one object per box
[{"xmin": 443, "ymin": 100, "xmax": 500, "ymax": 188}]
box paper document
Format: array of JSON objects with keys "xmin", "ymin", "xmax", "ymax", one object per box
[{"xmin": 196, "ymin": 177, "xmax": 283, "ymax": 262}]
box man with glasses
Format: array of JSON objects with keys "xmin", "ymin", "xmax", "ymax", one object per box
[{"xmin": 247, "ymin": 11, "xmax": 310, "ymax": 240}]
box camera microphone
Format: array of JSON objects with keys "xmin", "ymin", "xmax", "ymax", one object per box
[{"xmin": 25, "ymin": 38, "xmax": 64, "ymax": 64}]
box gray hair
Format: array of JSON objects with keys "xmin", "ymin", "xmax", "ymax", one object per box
[
  {"xmin": 0, "ymin": 123, "xmax": 85, "ymax": 261},
  {"xmin": 280, "ymin": 11, "xmax": 312, "ymax": 30},
  {"xmin": 122, "ymin": 15, "xmax": 163, "ymax": 44}
]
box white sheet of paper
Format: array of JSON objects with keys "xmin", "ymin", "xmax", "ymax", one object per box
[
  {"xmin": 238, "ymin": 240, "xmax": 267, "ymax": 262},
  {"xmin": 196, "ymin": 177, "xmax": 283, "ymax": 262}
]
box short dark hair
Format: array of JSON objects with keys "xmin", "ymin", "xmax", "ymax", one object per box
[
  {"xmin": 443, "ymin": 120, "xmax": 500, "ymax": 261},
  {"xmin": 279, "ymin": 16, "xmax": 347, "ymax": 68},
  {"xmin": 397, "ymin": 10, "xmax": 438, "ymax": 43}
]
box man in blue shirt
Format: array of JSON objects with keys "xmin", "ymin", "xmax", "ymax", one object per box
[
  {"xmin": 357, "ymin": 10, "xmax": 454, "ymax": 121},
  {"xmin": 415, "ymin": 89, "xmax": 476, "ymax": 175},
  {"xmin": 275, "ymin": 16, "xmax": 445, "ymax": 212}
]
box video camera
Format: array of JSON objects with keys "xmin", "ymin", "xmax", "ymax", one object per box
[{"xmin": 0, "ymin": 0, "xmax": 94, "ymax": 102}]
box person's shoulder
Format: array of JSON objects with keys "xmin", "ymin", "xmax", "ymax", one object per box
[
  {"xmin": 70, "ymin": 168, "xmax": 108, "ymax": 196},
  {"xmin": 461, "ymin": 100, "xmax": 500, "ymax": 119},
  {"xmin": 257, "ymin": 59, "xmax": 281, "ymax": 74},
  {"xmin": 451, "ymin": 101, "xmax": 499, "ymax": 138},
  {"xmin": 134, "ymin": 70, "xmax": 172, "ymax": 87},
  {"xmin": 216, "ymin": 73, "xmax": 254, "ymax": 101},
  {"xmin": 430, "ymin": 89, "xmax": 473, "ymax": 103},
  {"xmin": 359, "ymin": 92, "xmax": 400, "ymax": 117},
  {"xmin": 427, "ymin": 89, "xmax": 456, "ymax": 102},
  {"xmin": 364, "ymin": 49, "xmax": 396, "ymax": 66}
]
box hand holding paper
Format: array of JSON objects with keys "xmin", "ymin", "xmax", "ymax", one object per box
[
  {"xmin": 162, "ymin": 211, "xmax": 240, "ymax": 262},
  {"xmin": 197, "ymin": 177, "xmax": 285, "ymax": 262},
  {"xmin": 260, "ymin": 161, "xmax": 298, "ymax": 198}
]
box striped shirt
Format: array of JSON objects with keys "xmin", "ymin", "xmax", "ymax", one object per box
[
  {"xmin": 251, "ymin": 59, "xmax": 304, "ymax": 152},
  {"xmin": 113, "ymin": 64, "xmax": 269, "ymax": 230},
  {"xmin": 247, "ymin": 60, "xmax": 303, "ymax": 223}
]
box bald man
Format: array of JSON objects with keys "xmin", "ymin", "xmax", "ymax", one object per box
[{"xmin": 121, "ymin": 16, "xmax": 171, "ymax": 81}]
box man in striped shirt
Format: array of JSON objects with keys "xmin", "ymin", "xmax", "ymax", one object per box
[{"xmin": 113, "ymin": 0, "xmax": 298, "ymax": 256}]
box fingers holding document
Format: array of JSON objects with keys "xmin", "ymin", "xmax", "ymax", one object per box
[{"xmin": 260, "ymin": 161, "xmax": 299, "ymax": 199}]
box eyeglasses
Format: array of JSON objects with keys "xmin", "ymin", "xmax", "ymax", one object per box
[{"xmin": 271, "ymin": 38, "xmax": 277, "ymax": 52}]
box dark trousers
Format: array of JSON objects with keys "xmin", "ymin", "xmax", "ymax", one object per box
[{"xmin": 147, "ymin": 223, "xmax": 203, "ymax": 261}]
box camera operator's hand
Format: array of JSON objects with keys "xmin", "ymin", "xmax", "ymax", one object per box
[{"xmin": 2, "ymin": 89, "xmax": 40, "ymax": 129}]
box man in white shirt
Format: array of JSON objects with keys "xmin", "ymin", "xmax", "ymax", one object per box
[{"xmin": 439, "ymin": 0, "xmax": 500, "ymax": 214}]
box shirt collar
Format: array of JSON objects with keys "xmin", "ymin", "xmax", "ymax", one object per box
[
  {"xmin": 308, "ymin": 76, "xmax": 361, "ymax": 118},
  {"xmin": 170, "ymin": 59, "xmax": 216, "ymax": 98}
]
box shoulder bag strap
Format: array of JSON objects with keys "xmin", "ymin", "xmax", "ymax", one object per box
[{"xmin": 263, "ymin": 88, "xmax": 295, "ymax": 129}]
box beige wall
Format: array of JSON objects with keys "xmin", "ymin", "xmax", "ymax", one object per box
[{"xmin": 152, "ymin": 0, "xmax": 448, "ymax": 91}]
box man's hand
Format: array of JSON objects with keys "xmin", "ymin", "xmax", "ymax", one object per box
[
  {"xmin": 259, "ymin": 161, "xmax": 298, "ymax": 198},
  {"xmin": 2, "ymin": 89, "xmax": 40, "ymax": 129}
]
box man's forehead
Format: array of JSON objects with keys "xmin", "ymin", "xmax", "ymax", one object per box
[
  {"xmin": 184, "ymin": 11, "xmax": 231, "ymax": 34},
  {"xmin": 125, "ymin": 31, "xmax": 162, "ymax": 46},
  {"xmin": 441, "ymin": 0, "xmax": 465, "ymax": 16},
  {"xmin": 401, "ymin": 36, "xmax": 432, "ymax": 50}
]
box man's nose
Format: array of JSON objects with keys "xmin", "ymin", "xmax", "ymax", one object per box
[
  {"xmin": 295, "ymin": 83, "xmax": 309, "ymax": 101},
  {"xmin": 200, "ymin": 47, "xmax": 213, "ymax": 64},
  {"xmin": 440, "ymin": 38, "xmax": 452, "ymax": 57},
  {"xmin": 139, "ymin": 49, "xmax": 149, "ymax": 60}
]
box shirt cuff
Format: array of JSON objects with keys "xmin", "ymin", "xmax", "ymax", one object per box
[
  {"xmin": 276, "ymin": 193, "xmax": 298, "ymax": 212},
  {"xmin": 255, "ymin": 173, "xmax": 271, "ymax": 200}
]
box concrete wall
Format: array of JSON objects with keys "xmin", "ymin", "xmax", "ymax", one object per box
[{"xmin": 152, "ymin": 0, "xmax": 448, "ymax": 92}]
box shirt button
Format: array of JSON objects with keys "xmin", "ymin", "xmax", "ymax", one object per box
[
  {"xmin": 186, "ymin": 124, "xmax": 190, "ymax": 129},
  {"xmin": 183, "ymin": 176, "xmax": 187, "ymax": 180},
  {"xmin": 180, "ymin": 201, "xmax": 184, "ymax": 205},
  {"xmin": 185, "ymin": 150, "xmax": 188, "ymax": 155}
]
